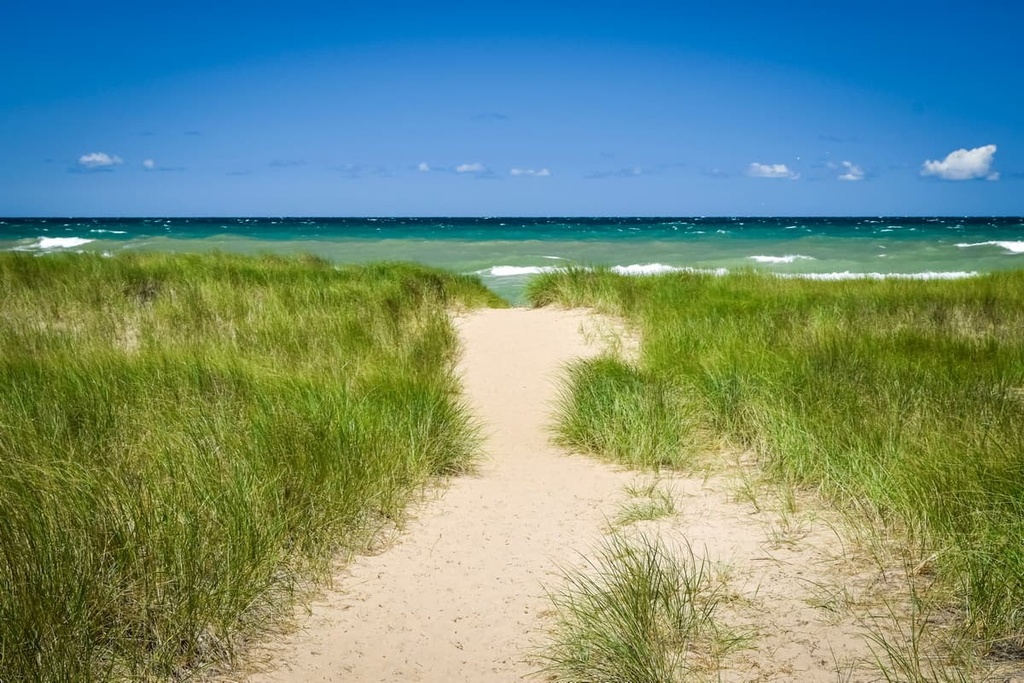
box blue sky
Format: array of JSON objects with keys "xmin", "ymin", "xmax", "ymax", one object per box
[{"xmin": 1, "ymin": 1, "xmax": 1021, "ymax": 216}]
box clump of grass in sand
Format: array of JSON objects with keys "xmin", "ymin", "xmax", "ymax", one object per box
[
  {"xmin": 538, "ymin": 532, "xmax": 728, "ymax": 683},
  {"xmin": 529, "ymin": 269, "xmax": 1024, "ymax": 657},
  {"xmin": 0, "ymin": 251, "xmax": 503, "ymax": 680},
  {"xmin": 553, "ymin": 355, "xmax": 699, "ymax": 470},
  {"xmin": 613, "ymin": 480, "xmax": 677, "ymax": 527}
]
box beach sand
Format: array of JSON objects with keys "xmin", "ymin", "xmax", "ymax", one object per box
[{"xmin": 232, "ymin": 308, "xmax": 907, "ymax": 682}]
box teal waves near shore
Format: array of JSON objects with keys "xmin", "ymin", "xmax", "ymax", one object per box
[{"xmin": 3, "ymin": 217, "xmax": 1023, "ymax": 302}]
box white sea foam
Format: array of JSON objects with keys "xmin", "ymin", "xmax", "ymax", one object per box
[
  {"xmin": 476, "ymin": 264, "xmax": 973, "ymax": 282},
  {"xmin": 89, "ymin": 229, "xmax": 127, "ymax": 235},
  {"xmin": 779, "ymin": 271, "xmax": 977, "ymax": 281},
  {"xmin": 480, "ymin": 265, "xmax": 560, "ymax": 276},
  {"xmin": 478, "ymin": 263, "xmax": 729, "ymax": 278},
  {"xmin": 955, "ymin": 241, "xmax": 1024, "ymax": 254},
  {"xmin": 610, "ymin": 263, "xmax": 680, "ymax": 275},
  {"xmin": 609, "ymin": 263, "xmax": 728, "ymax": 276},
  {"xmin": 748, "ymin": 254, "xmax": 815, "ymax": 264},
  {"xmin": 34, "ymin": 237, "xmax": 94, "ymax": 249}
]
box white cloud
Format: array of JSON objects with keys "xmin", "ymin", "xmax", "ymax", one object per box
[
  {"xmin": 78, "ymin": 152, "xmax": 123, "ymax": 169},
  {"xmin": 456, "ymin": 162, "xmax": 485, "ymax": 173},
  {"xmin": 142, "ymin": 159, "xmax": 156, "ymax": 170},
  {"xmin": 921, "ymin": 144, "xmax": 998, "ymax": 181},
  {"xmin": 510, "ymin": 167, "xmax": 551, "ymax": 177},
  {"xmin": 747, "ymin": 162, "xmax": 799, "ymax": 179},
  {"xmin": 417, "ymin": 162, "xmax": 430, "ymax": 172},
  {"xmin": 838, "ymin": 160, "xmax": 864, "ymax": 181}
]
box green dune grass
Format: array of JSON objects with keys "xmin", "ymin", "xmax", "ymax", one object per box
[
  {"xmin": 538, "ymin": 533, "xmax": 728, "ymax": 683},
  {"xmin": 0, "ymin": 252, "xmax": 504, "ymax": 680},
  {"xmin": 528, "ymin": 269, "xmax": 1024, "ymax": 653}
]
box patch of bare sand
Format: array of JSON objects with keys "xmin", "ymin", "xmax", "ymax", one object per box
[
  {"xmin": 629, "ymin": 465, "xmax": 907, "ymax": 682},
  {"xmin": 232, "ymin": 308, "xmax": 914, "ymax": 682}
]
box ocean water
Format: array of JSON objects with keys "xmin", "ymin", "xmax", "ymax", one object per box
[{"xmin": 2, "ymin": 217, "xmax": 1023, "ymax": 303}]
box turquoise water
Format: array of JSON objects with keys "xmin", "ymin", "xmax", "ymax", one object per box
[{"xmin": 3, "ymin": 217, "xmax": 1023, "ymax": 303}]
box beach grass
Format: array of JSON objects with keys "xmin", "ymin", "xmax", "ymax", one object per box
[
  {"xmin": 528, "ymin": 269, "xmax": 1024, "ymax": 653},
  {"xmin": 538, "ymin": 532, "xmax": 727, "ymax": 683},
  {"xmin": 0, "ymin": 251, "xmax": 503, "ymax": 680},
  {"xmin": 613, "ymin": 479, "xmax": 677, "ymax": 527},
  {"xmin": 553, "ymin": 355, "xmax": 699, "ymax": 470}
]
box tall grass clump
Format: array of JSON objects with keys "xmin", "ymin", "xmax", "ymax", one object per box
[
  {"xmin": 539, "ymin": 533, "xmax": 725, "ymax": 683},
  {"xmin": 525, "ymin": 266, "xmax": 638, "ymax": 314},
  {"xmin": 0, "ymin": 251, "xmax": 503, "ymax": 680},
  {"xmin": 554, "ymin": 356, "xmax": 698, "ymax": 470},
  {"xmin": 529, "ymin": 269, "xmax": 1024, "ymax": 652}
]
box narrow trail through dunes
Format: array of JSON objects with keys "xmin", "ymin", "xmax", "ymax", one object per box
[
  {"xmin": 242, "ymin": 308, "xmax": 635, "ymax": 682},
  {"xmin": 238, "ymin": 308, "xmax": 912, "ymax": 682}
]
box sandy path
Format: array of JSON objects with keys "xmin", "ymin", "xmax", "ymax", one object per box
[
  {"xmin": 236, "ymin": 308, "xmax": 923, "ymax": 682},
  {"xmin": 242, "ymin": 308, "xmax": 634, "ymax": 682}
]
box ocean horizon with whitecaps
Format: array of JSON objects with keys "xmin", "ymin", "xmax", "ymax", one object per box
[{"xmin": 3, "ymin": 216, "xmax": 1023, "ymax": 303}]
